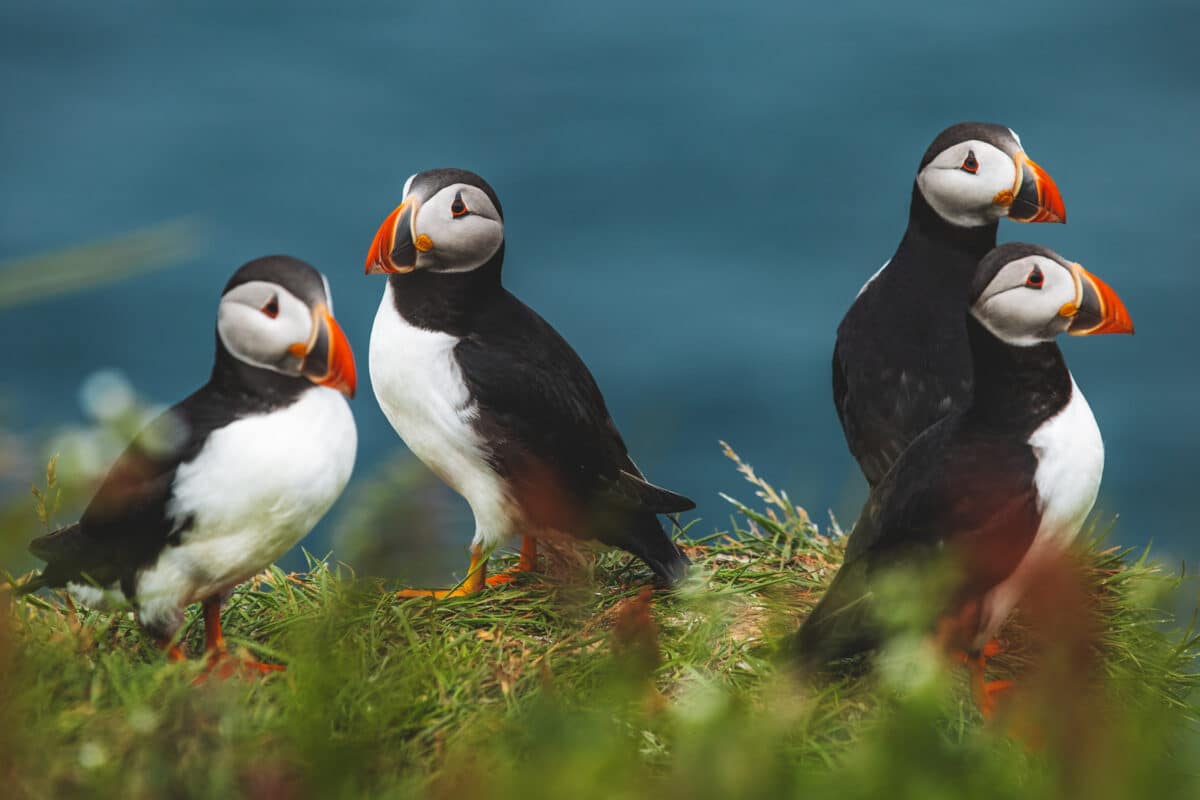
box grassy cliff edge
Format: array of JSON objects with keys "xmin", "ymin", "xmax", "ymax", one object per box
[{"xmin": 2, "ymin": 448, "xmax": 1197, "ymax": 799}]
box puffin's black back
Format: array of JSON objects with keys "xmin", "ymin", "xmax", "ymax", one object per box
[
  {"xmin": 453, "ymin": 287, "xmax": 694, "ymax": 581},
  {"xmin": 832, "ymin": 182, "xmax": 999, "ymax": 486}
]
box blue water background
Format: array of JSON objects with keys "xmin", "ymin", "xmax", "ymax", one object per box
[{"xmin": 2, "ymin": 1, "xmax": 1198, "ymax": 573}]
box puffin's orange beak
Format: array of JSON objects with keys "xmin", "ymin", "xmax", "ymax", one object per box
[
  {"xmin": 293, "ymin": 304, "xmax": 357, "ymax": 397},
  {"xmin": 1063, "ymin": 264, "xmax": 1134, "ymax": 336},
  {"xmin": 1008, "ymin": 153, "xmax": 1066, "ymax": 224},
  {"xmin": 366, "ymin": 200, "xmax": 418, "ymax": 275}
]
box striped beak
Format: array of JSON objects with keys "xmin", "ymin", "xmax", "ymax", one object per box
[
  {"xmin": 366, "ymin": 200, "xmax": 419, "ymax": 275},
  {"xmin": 1063, "ymin": 264, "xmax": 1134, "ymax": 336},
  {"xmin": 1008, "ymin": 152, "xmax": 1066, "ymax": 224},
  {"xmin": 292, "ymin": 304, "xmax": 357, "ymax": 397}
]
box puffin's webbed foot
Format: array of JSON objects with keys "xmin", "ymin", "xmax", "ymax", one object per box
[
  {"xmin": 964, "ymin": 638, "xmax": 1014, "ymax": 718},
  {"xmin": 396, "ymin": 545, "xmax": 489, "ymax": 599},
  {"xmin": 189, "ymin": 595, "xmax": 284, "ymax": 684},
  {"xmin": 157, "ymin": 638, "xmax": 187, "ymax": 663},
  {"xmin": 485, "ymin": 536, "xmax": 539, "ymax": 586},
  {"xmin": 193, "ymin": 653, "xmax": 286, "ymax": 684}
]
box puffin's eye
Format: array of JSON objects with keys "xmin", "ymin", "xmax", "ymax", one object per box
[
  {"xmin": 450, "ymin": 191, "xmax": 470, "ymax": 218},
  {"xmin": 261, "ymin": 295, "xmax": 280, "ymax": 318},
  {"xmin": 1025, "ymin": 267, "xmax": 1044, "ymax": 289},
  {"xmin": 961, "ymin": 150, "xmax": 980, "ymax": 174}
]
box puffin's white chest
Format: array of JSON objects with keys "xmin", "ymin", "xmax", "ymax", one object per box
[
  {"xmin": 136, "ymin": 387, "xmax": 357, "ymax": 622},
  {"xmin": 369, "ymin": 283, "xmax": 515, "ymax": 546},
  {"xmin": 1027, "ymin": 377, "xmax": 1104, "ymax": 550},
  {"xmin": 978, "ymin": 376, "xmax": 1104, "ymax": 644}
]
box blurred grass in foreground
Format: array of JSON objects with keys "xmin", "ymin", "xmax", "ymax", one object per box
[{"xmin": 1, "ymin": 449, "xmax": 1198, "ymax": 799}]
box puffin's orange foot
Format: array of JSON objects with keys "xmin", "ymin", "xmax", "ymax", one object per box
[
  {"xmin": 192, "ymin": 653, "xmax": 286, "ymax": 685},
  {"xmin": 485, "ymin": 567, "xmax": 532, "ymax": 587},
  {"xmin": 975, "ymin": 679, "xmax": 1016, "ymax": 719},
  {"xmin": 484, "ymin": 537, "xmax": 539, "ymax": 586},
  {"xmin": 964, "ymin": 638, "xmax": 1012, "ymax": 718},
  {"xmin": 396, "ymin": 546, "xmax": 490, "ymax": 599},
  {"xmin": 157, "ymin": 636, "xmax": 187, "ymax": 663},
  {"xmin": 395, "ymin": 586, "xmax": 480, "ymax": 599},
  {"xmin": 953, "ymin": 639, "xmax": 1004, "ymax": 664},
  {"xmin": 243, "ymin": 659, "xmax": 286, "ymax": 675}
]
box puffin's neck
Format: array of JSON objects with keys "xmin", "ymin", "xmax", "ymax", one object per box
[
  {"xmin": 963, "ymin": 315, "xmax": 1072, "ymax": 435},
  {"xmin": 897, "ymin": 183, "xmax": 999, "ymax": 274},
  {"xmin": 208, "ymin": 338, "xmax": 310, "ymax": 411},
  {"xmin": 387, "ymin": 245, "xmax": 505, "ymax": 335}
]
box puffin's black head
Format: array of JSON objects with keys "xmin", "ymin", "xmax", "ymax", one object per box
[
  {"xmin": 217, "ymin": 255, "xmax": 357, "ymax": 397},
  {"xmin": 915, "ymin": 122, "xmax": 1066, "ymax": 228},
  {"xmin": 365, "ymin": 168, "xmax": 505, "ymax": 276},
  {"xmin": 969, "ymin": 243, "xmax": 1133, "ymax": 346}
]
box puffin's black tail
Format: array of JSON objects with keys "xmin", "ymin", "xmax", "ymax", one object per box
[
  {"xmin": 28, "ymin": 522, "xmax": 83, "ymax": 563},
  {"xmin": 13, "ymin": 522, "xmax": 85, "ymax": 596},
  {"xmin": 637, "ymin": 531, "xmax": 692, "ymax": 586},
  {"xmin": 788, "ymin": 559, "xmax": 880, "ymax": 675},
  {"xmin": 603, "ymin": 513, "xmax": 692, "ymax": 586},
  {"xmin": 13, "ymin": 573, "xmax": 50, "ymax": 597}
]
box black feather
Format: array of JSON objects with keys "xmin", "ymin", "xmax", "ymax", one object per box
[{"xmin": 833, "ymin": 182, "xmax": 998, "ymax": 487}]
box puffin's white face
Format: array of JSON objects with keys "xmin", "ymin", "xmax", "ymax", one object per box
[
  {"xmin": 412, "ymin": 181, "xmax": 504, "ymax": 273},
  {"xmin": 218, "ymin": 281, "xmax": 314, "ymax": 373},
  {"xmin": 917, "ymin": 140, "xmax": 1019, "ymax": 227},
  {"xmin": 915, "ymin": 124, "xmax": 1066, "ymax": 229},
  {"xmin": 971, "ymin": 249, "xmax": 1134, "ymax": 346},
  {"xmin": 972, "ymin": 255, "xmax": 1078, "ymax": 345},
  {"xmin": 366, "ymin": 174, "xmax": 504, "ymax": 275},
  {"xmin": 217, "ymin": 279, "xmax": 356, "ymax": 396}
]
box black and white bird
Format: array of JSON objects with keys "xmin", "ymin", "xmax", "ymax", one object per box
[
  {"xmin": 364, "ymin": 168, "xmax": 694, "ymax": 596},
  {"xmin": 20, "ymin": 255, "xmax": 357, "ymax": 672},
  {"xmin": 796, "ymin": 243, "xmax": 1133, "ymax": 712},
  {"xmin": 834, "ymin": 122, "xmax": 1067, "ymax": 486}
]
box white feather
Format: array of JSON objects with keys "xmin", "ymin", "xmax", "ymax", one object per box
[
  {"xmin": 856, "ymin": 259, "xmax": 890, "ymax": 298},
  {"xmin": 369, "ymin": 281, "xmax": 516, "ymax": 551},
  {"xmin": 66, "ymin": 581, "xmax": 123, "ymax": 611},
  {"xmin": 133, "ymin": 386, "xmax": 356, "ymax": 635},
  {"xmin": 977, "ymin": 375, "xmax": 1103, "ymax": 645}
]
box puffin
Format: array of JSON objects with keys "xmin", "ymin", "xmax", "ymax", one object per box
[
  {"xmin": 19, "ymin": 255, "xmax": 358, "ymax": 673},
  {"xmin": 364, "ymin": 168, "xmax": 694, "ymax": 597},
  {"xmin": 834, "ymin": 122, "xmax": 1068, "ymax": 486},
  {"xmin": 795, "ymin": 243, "xmax": 1133, "ymax": 713}
]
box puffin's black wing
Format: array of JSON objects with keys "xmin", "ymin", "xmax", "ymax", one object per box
[
  {"xmin": 832, "ymin": 257, "xmax": 976, "ymax": 487},
  {"xmin": 454, "ymin": 291, "xmax": 693, "ymax": 579},
  {"xmin": 833, "ymin": 321, "xmax": 970, "ymax": 487},
  {"xmin": 832, "ymin": 337, "xmax": 905, "ymax": 486},
  {"xmin": 792, "ymin": 419, "xmax": 1039, "ymax": 671},
  {"xmin": 26, "ymin": 388, "xmax": 224, "ymax": 593}
]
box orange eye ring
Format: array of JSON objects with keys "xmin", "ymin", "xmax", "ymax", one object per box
[
  {"xmin": 1025, "ymin": 267, "xmax": 1044, "ymax": 289},
  {"xmin": 961, "ymin": 150, "xmax": 980, "ymax": 174},
  {"xmin": 262, "ymin": 296, "xmax": 280, "ymax": 318},
  {"xmin": 450, "ymin": 191, "xmax": 470, "ymax": 218}
]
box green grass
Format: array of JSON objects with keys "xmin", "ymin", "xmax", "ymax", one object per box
[{"xmin": 2, "ymin": 451, "xmax": 1198, "ymax": 799}]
